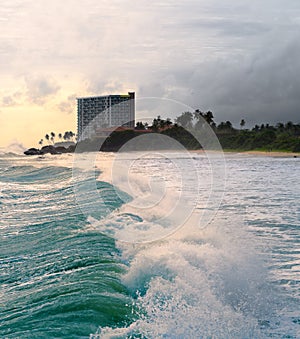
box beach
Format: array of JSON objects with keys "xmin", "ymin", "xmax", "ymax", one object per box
[{"xmin": 190, "ymin": 149, "xmax": 300, "ymax": 157}]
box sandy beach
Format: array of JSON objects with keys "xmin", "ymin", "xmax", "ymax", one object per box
[
  {"xmin": 228, "ymin": 150, "xmax": 299, "ymax": 157},
  {"xmin": 190, "ymin": 149, "xmax": 299, "ymax": 157}
]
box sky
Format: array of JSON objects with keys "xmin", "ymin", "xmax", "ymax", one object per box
[{"xmin": 1, "ymin": 0, "xmax": 300, "ymax": 148}]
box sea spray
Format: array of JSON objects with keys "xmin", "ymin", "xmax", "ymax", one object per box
[
  {"xmin": 1, "ymin": 152, "xmax": 299, "ymax": 338},
  {"xmin": 86, "ymin": 152, "xmax": 295, "ymax": 338},
  {"xmin": 0, "ymin": 141, "xmax": 26, "ymax": 156},
  {"xmin": 94, "ymin": 217, "xmax": 275, "ymax": 338}
]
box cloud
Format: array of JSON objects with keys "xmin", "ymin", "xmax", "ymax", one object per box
[
  {"xmin": 58, "ymin": 94, "xmax": 77, "ymax": 114},
  {"xmin": 185, "ymin": 18, "xmax": 271, "ymax": 38},
  {"xmin": 2, "ymin": 95, "xmax": 16, "ymax": 106},
  {"xmin": 1, "ymin": 0, "xmax": 300, "ymax": 140},
  {"xmin": 1, "ymin": 91, "xmax": 22, "ymax": 107},
  {"xmin": 87, "ymin": 79, "xmax": 124, "ymax": 96},
  {"xmin": 188, "ymin": 32, "xmax": 300, "ymax": 125},
  {"xmin": 24, "ymin": 75, "xmax": 60, "ymax": 105}
]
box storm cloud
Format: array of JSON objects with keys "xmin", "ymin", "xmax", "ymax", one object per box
[{"xmin": 1, "ymin": 0, "xmax": 300, "ymax": 143}]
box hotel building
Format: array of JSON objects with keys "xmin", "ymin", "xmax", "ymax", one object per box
[{"xmin": 77, "ymin": 92, "xmax": 135, "ymax": 140}]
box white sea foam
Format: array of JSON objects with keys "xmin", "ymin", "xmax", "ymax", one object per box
[
  {"xmin": 88, "ymin": 151, "xmax": 225, "ymax": 243},
  {"xmin": 86, "ymin": 152, "xmax": 273, "ymax": 338},
  {"xmin": 95, "ymin": 218, "xmax": 276, "ymax": 338},
  {"xmin": 0, "ymin": 140, "xmax": 26, "ymax": 155},
  {"xmin": 89, "ymin": 153, "xmax": 300, "ymax": 338},
  {"xmin": 2, "ymin": 151, "xmax": 297, "ymax": 338}
]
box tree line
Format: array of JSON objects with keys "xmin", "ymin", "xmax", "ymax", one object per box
[
  {"xmin": 36, "ymin": 110, "xmax": 300, "ymax": 153},
  {"xmin": 134, "ymin": 110, "xmax": 300, "ymax": 152},
  {"xmin": 38, "ymin": 131, "xmax": 75, "ymax": 147}
]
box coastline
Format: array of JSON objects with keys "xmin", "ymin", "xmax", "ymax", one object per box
[
  {"xmin": 227, "ymin": 150, "xmax": 299, "ymax": 157},
  {"xmin": 190, "ymin": 149, "xmax": 299, "ymax": 157},
  {"xmin": 22, "ymin": 146, "xmax": 300, "ymax": 158}
]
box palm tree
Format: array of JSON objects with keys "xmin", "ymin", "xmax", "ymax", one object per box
[
  {"xmin": 63, "ymin": 131, "xmax": 75, "ymax": 142},
  {"xmin": 276, "ymin": 123, "xmax": 284, "ymax": 133},
  {"xmin": 204, "ymin": 111, "xmax": 214, "ymax": 125},
  {"xmin": 166, "ymin": 118, "xmax": 173, "ymax": 127},
  {"xmin": 150, "ymin": 118, "xmax": 159, "ymax": 131},
  {"xmin": 69, "ymin": 131, "xmax": 75, "ymax": 141},
  {"xmin": 135, "ymin": 122, "xmax": 145, "ymax": 130},
  {"xmin": 285, "ymin": 121, "xmax": 293, "ymax": 130},
  {"xmin": 194, "ymin": 110, "xmax": 205, "ymax": 129},
  {"xmin": 45, "ymin": 134, "xmax": 50, "ymax": 144},
  {"xmin": 58, "ymin": 133, "xmax": 62, "ymax": 141},
  {"xmin": 175, "ymin": 111, "xmax": 193, "ymax": 128},
  {"xmin": 63, "ymin": 131, "xmax": 69, "ymax": 141},
  {"xmin": 38, "ymin": 139, "xmax": 43, "ymax": 148},
  {"xmin": 225, "ymin": 121, "xmax": 233, "ymax": 129},
  {"xmin": 159, "ymin": 118, "xmax": 167, "ymax": 129},
  {"xmin": 50, "ymin": 132, "xmax": 55, "ymax": 144}
]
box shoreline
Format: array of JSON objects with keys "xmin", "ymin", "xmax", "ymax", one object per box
[
  {"xmin": 22, "ymin": 144, "xmax": 299, "ymax": 158},
  {"xmin": 190, "ymin": 149, "xmax": 299, "ymax": 157},
  {"xmin": 226, "ymin": 150, "xmax": 299, "ymax": 157}
]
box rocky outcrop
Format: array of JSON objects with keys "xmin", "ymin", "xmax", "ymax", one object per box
[
  {"xmin": 24, "ymin": 145, "xmax": 76, "ymax": 156},
  {"xmin": 40, "ymin": 145, "xmax": 59, "ymax": 154},
  {"xmin": 24, "ymin": 148, "xmax": 42, "ymax": 155},
  {"xmin": 66, "ymin": 144, "xmax": 76, "ymax": 153}
]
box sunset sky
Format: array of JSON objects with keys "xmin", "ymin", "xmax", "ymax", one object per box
[{"xmin": 1, "ymin": 0, "xmax": 300, "ymax": 148}]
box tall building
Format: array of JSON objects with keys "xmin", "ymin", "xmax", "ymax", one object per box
[{"xmin": 77, "ymin": 92, "xmax": 135, "ymax": 140}]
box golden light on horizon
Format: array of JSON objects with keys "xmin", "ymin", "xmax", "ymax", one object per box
[
  {"xmin": 0, "ymin": 71, "xmax": 138, "ymax": 149},
  {"xmin": 1, "ymin": 104, "xmax": 76, "ymax": 148},
  {"xmin": 0, "ymin": 77, "xmax": 85, "ymax": 148}
]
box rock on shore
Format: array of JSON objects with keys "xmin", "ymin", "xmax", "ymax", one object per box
[{"xmin": 24, "ymin": 145, "xmax": 76, "ymax": 155}]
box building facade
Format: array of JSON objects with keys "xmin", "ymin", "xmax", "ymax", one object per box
[{"xmin": 77, "ymin": 92, "xmax": 135, "ymax": 140}]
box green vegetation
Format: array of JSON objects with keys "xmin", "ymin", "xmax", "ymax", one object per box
[
  {"xmin": 30, "ymin": 112, "xmax": 300, "ymax": 155},
  {"xmin": 132, "ymin": 111, "xmax": 300, "ymax": 152},
  {"xmin": 215, "ymin": 121, "xmax": 300, "ymax": 152},
  {"xmin": 38, "ymin": 131, "xmax": 76, "ymax": 147},
  {"xmin": 74, "ymin": 112, "xmax": 300, "ymax": 153},
  {"xmin": 145, "ymin": 112, "xmax": 300, "ymax": 152}
]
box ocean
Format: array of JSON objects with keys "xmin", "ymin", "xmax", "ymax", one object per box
[{"xmin": 0, "ymin": 150, "xmax": 299, "ymax": 338}]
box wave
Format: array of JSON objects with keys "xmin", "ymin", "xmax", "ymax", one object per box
[
  {"xmin": 0, "ymin": 141, "xmax": 26, "ymax": 155},
  {"xmin": 1, "ymin": 152, "xmax": 299, "ymax": 338},
  {"xmin": 86, "ymin": 152, "xmax": 298, "ymax": 338},
  {"xmin": 79, "ymin": 151, "xmax": 225, "ymax": 243},
  {"xmin": 0, "ymin": 165, "xmax": 72, "ymax": 183},
  {"xmin": 0, "ymin": 161, "xmax": 136, "ymax": 338},
  {"xmin": 92, "ymin": 217, "xmax": 281, "ymax": 338}
]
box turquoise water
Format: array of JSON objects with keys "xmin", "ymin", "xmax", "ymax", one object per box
[
  {"xmin": 0, "ymin": 156, "xmax": 134, "ymax": 338},
  {"xmin": 0, "ymin": 152, "xmax": 299, "ymax": 338}
]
